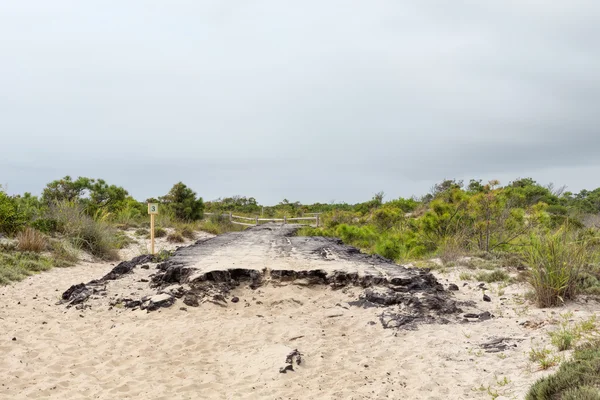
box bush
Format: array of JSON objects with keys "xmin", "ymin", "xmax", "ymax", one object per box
[
  {"xmin": 526, "ymin": 341, "xmax": 600, "ymax": 399},
  {"xmin": 374, "ymin": 237, "xmax": 404, "ymax": 261},
  {"xmin": 154, "ymin": 227, "xmax": 167, "ymax": 238},
  {"xmin": 31, "ymin": 218, "xmax": 58, "ymax": 233},
  {"xmin": 525, "ymin": 228, "xmax": 590, "ymax": 307},
  {"xmin": 167, "ymin": 232, "xmax": 185, "ymax": 243},
  {"xmin": 161, "ymin": 182, "xmax": 204, "ymax": 221},
  {"xmin": 0, "ymin": 190, "xmax": 26, "ymax": 235},
  {"xmin": 48, "ymin": 201, "xmax": 119, "ymax": 260},
  {"xmin": 16, "ymin": 228, "xmax": 47, "ymax": 252}
]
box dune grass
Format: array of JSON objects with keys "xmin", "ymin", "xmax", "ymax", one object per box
[
  {"xmin": 526, "ymin": 340, "xmax": 600, "ymax": 399},
  {"xmin": 0, "ymin": 251, "xmax": 64, "ymax": 285}
]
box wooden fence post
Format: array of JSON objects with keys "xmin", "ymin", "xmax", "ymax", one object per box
[
  {"xmin": 284, "ymin": 216, "xmax": 287, "ymax": 224},
  {"xmin": 316, "ymin": 214, "xmax": 320, "ymax": 227},
  {"xmin": 255, "ymin": 216, "xmax": 259, "ymax": 225},
  {"xmin": 229, "ymin": 212, "xmax": 232, "ymax": 222}
]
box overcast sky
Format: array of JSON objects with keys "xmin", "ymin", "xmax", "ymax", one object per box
[{"xmin": 1, "ymin": 1, "xmax": 599, "ymax": 204}]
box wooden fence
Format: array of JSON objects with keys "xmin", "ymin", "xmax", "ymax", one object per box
[{"xmin": 204, "ymin": 212, "xmax": 320, "ymax": 227}]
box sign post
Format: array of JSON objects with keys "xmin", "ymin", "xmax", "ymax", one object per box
[{"xmin": 148, "ymin": 203, "xmax": 158, "ymax": 255}]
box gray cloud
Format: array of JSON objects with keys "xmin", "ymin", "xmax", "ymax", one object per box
[{"xmin": 1, "ymin": 1, "xmax": 599, "ymax": 203}]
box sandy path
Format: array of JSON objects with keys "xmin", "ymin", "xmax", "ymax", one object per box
[{"xmin": 1, "ymin": 230, "xmax": 599, "ymax": 399}]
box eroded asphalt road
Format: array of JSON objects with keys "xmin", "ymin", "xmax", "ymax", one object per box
[{"xmin": 61, "ymin": 224, "xmax": 470, "ymax": 329}]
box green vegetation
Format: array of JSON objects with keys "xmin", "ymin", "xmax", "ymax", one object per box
[
  {"xmin": 167, "ymin": 232, "xmax": 185, "ymax": 243},
  {"xmin": 0, "ymin": 178, "xmax": 210, "ymax": 284},
  {"xmin": 154, "ymin": 227, "xmax": 167, "ymax": 238},
  {"xmin": 526, "ymin": 341, "xmax": 600, "ymax": 399},
  {"xmin": 160, "ymin": 182, "xmax": 204, "ymax": 221},
  {"xmin": 0, "ymin": 251, "xmax": 72, "ymax": 285},
  {"xmin": 525, "ymin": 227, "xmax": 592, "ymax": 307},
  {"xmin": 475, "ymin": 269, "xmax": 510, "ymax": 283},
  {"xmin": 198, "ymin": 214, "xmax": 245, "ymax": 235},
  {"xmin": 2, "ymin": 176, "xmax": 600, "ymax": 300}
]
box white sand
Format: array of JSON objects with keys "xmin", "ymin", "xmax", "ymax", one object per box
[{"xmin": 1, "ymin": 236, "xmax": 599, "ymax": 399}]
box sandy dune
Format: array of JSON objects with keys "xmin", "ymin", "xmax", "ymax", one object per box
[{"xmin": 1, "ymin": 228, "xmax": 599, "ymax": 399}]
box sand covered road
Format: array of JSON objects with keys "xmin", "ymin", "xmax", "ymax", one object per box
[{"xmin": 1, "ymin": 225, "xmax": 598, "ymax": 399}]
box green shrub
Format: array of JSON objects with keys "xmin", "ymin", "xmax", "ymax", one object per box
[
  {"xmin": 0, "ymin": 190, "xmax": 26, "ymax": 235},
  {"xmin": 334, "ymin": 224, "xmax": 377, "ymax": 249},
  {"xmin": 154, "ymin": 227, "xmax": 167, "ymax": 238},
  {"xmin": 31, "ymin": 218, "xmax": 58, "ymax": 233},
  {"xmin": 525, "ymin": 228, "xmax": 590, "ymax": 307},
  {"xmin": 526, "ymin": 341, "xmax": 600, "ymax": 399},
  {"xmin": 475, "ymin": 269, "xmax": 510, "ymax": 283},
  {"xmin": 161, "ymin": 182, "xmax": 204, "ymax": 221},
  {"xmin": 550, "ymin": 329, "xmax": 577, "ymax": 351},
  {"xmin": 374, "ymin": 237, "xmax": 404, "ymax": 261}
]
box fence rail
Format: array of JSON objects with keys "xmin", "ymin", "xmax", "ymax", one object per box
[{"xmin": 204, "ymin": 212, "xmax": 319, "ymax": 227}]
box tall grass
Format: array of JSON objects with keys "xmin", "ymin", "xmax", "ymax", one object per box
[
  {"xmin": 16, "ymin": 227, "xmax": 47, "ymax": 252},
  {"xmin": 525, "ymin": 228, "xmax": 590, "ymax": 307},
  {"xmin": 198, "ymin": 214, "xmax": 244, "ymax": 235},
  {"xmin": 49, "ymin": 201, "xmax": 119, "ymax": 260}
]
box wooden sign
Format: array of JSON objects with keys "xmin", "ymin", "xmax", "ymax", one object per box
[{"xmin": 148, "ymin": 203, "xmax": 158, "ymax": 255}]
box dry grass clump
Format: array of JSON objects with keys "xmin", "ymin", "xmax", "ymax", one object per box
[
  {"xmin": 167, "ymin": 232, "xmax": 185, "ymax": 243},
  {"xmin": 16, "ymin": 227, "xmax": 47, "ymax": 252},
  {"xmin": 154, "ymin": 227, "xmax": 167, "ymax": 238},
  {"xmin": 49, "ymin": 201, "xmax": 119, "ymax": 261},
  {"xmin": 179, "ymin": 225, "xmax": 196, "ymax": 239}
]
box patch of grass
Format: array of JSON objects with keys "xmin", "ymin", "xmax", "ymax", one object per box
[
  {"xmin": 459, "ymin": 272, "xmax": 473, "ymax": 280},
  {"xmin": 529, "ymin": 347, "xmax": 561, "ymax": 370},
  {"xmin": 16, "ymin": 227, "xmax": 47, "ymax": 252},
  {"xmin": 154, "ymin": 227, "xmax": 167, "ymax": 238},
  {"xmin": 526, "ymin": 340, "xmax": 600, "ymax": 399},
  {"xmin": 178, "ymin": 225, "xmax": 196, "ymax": 239},
  {"xmin": 550, "ymin": 329, "xmax": 577, "ymax": 351},
  {"xmin": 198, "ymin": 214, "xmax": 245, "ymax": 235},
  {"xmin": 0, "ymin": 251, "xmax": 58, "ymax": 285},
  {"xmin": 134, "ymin": 228, "xmax": 149, "ymax": 237},
  {"xmin": 413, "ymin": 260, "xmax": 445, "ymax": 272},
  {"xmin": 463, "ymin": 258, "xmax": 499, "ymax": 270},
  {"xmin": 49, "ymin": 201, "xmax": 119, "ymax": 261},
  {"xmin": 49, "ymin": 240, "xmax": 78, "ymax": 267},
  {"xmin": 167, "ymin": 232, "xmax": 185, "ymax": 243},
  {"xmin": 475, "ymin": 269, "xmax": 510, "ymax": 283},
  {"xmin": 114, "ymin": 231, "xmax": 134, "ymax": 249},
  {"xmin": 576, "ymin": 315, "xmax": 597, "ymax": 334},
  {"xmin": 525, "ymin": 228, "xmax": 590, "ymax": 307},
  {"xmin": 155, "ymin": 249, "xmax": 173, "ymax": 262}
]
